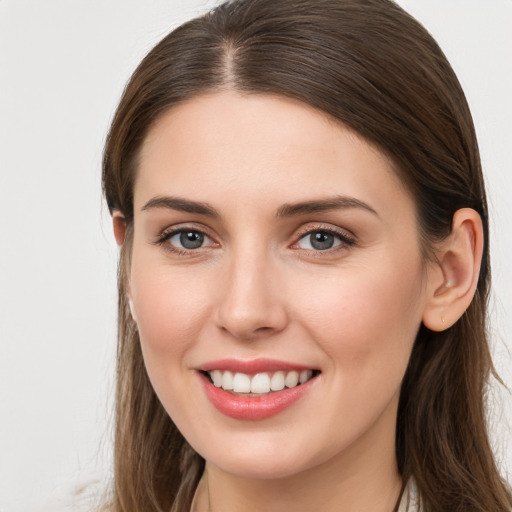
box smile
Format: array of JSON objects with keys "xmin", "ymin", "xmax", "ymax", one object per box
[
  {"xmin": 207, "ymin": 369, "xmax": 315, "ymax": 394},
  {"xmin": 198, "ymin": 359, "xmax": 320, "ymax": 420}
]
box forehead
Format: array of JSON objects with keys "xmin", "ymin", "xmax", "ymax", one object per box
[{"xmin": 134, "ymin": 91, "xmax": 413, "ymax": 218}]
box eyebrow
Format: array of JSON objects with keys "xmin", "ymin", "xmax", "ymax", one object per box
[
  {"xmin": 140, "ymin": 194, "xmax": 378, "ymax": 219},
  {"xmin": 141, "ymin": 196, "xmax": 219, "ymax": 217},
  {"xmin": 276, "ymin": 195, "xmax": 378, "ymax": 218}
]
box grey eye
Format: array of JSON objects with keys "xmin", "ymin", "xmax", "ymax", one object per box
[
  {"xmin": 298, "ymin": 231, "xmax": 341, "ymax": 251},
  {"xmin": 169, "ymin": 230, "xmax": 211, "ymax": 250}
]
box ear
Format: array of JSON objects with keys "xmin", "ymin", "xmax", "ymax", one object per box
[
  {"xmin": 112, "ymin": 211, "xmax": 138, "ymax": 322},
  {"xmin": 113, "ymin": 211, "xmax": 127, "ymax": 247},
  {"xmin": 422, "ymin": 208, "xmax": 484, "ymax": 332}
]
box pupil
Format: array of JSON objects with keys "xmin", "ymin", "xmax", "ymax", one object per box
[
  {"xmin": 310, "ymin": 231, "xmax": 334, "ymax": 250},
  {"xmin": 180, "ymin": 231, "xmax": 203, "ymax": 249}
]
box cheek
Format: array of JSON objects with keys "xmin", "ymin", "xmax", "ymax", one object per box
[
  {"xmin": 129, "ymin": 259, "xmax": 212, "ymax": 361},
  {"xmin": 128, "ymin": 261, "xmax": 214, "ymax": 425},
  {"xmin": 292, "ymin": 253, "xmax": 425, "ymax": 374}
]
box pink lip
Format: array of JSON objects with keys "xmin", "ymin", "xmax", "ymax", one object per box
[
  {"xmin": 199, "ymin": 371, "xmax": 318, "ymax": 421},
  {"xmin": 198, "ymin": 358, "xmax": 314, "ymax": 374}
]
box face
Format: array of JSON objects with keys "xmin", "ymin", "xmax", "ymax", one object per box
[{"xmin": 128, "ymin": 91, "xmax": 432, "ymax": 480}]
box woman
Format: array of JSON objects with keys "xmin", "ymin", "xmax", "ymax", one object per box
[{"xmin": 101, "ymin": 0, "xmax": 512, "ymax": 510}]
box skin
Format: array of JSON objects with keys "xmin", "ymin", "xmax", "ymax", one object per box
[{"xmin": 115, "ymin": 91, "xmax": 483, "ymax": 512}]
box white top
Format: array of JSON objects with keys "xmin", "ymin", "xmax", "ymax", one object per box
[{"xmin": 398, "ymin": 478, "xmax": 422, "ymax": 512}]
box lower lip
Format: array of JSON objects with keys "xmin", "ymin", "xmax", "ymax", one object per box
[{"xmin": 200, "ymin": 373, "xmax": 317, "ymax": 421}]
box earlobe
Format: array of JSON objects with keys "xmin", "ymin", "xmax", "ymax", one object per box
[
  {"xmin": 112, "ymin": 211, "xmax": 137, "ymax": 323},
  {"xmin": 128, "ymin": 295, "xmax": 137, "ymax": 323},
  {"xmin": 113, "ymin": 211, "xmax": 127, "ymax": 247},
  {"xmin": 422, "ymin": 208, "xmax": 484, "ymax": 332}
]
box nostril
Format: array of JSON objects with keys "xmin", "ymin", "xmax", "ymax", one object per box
[{"xmin": 255, "ymin": 326, "xmax": 274, "ymax": 333}]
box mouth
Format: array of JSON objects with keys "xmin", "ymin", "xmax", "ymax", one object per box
[
  {"xmin": 197, "ymin": 360, "xmax": 321, "ymax": 420},
  {"xmin": 202, "ymin": 369, "xmax": 320, "ymax": 396}
]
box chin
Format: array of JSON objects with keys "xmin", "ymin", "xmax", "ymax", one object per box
[
  {"xmin": 209, "ymin": 453, "xmax": 310, "ymax": 480},
  {"xmin": 191, "ymin": 429, "xmax": 332, "ymax": 481}
]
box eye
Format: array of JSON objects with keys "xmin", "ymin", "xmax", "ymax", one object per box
[
  {"xmin": 163, "ymin": 229, "xmax": 215, "ymax": 251},
  {"xmin": 296, "ymin": 229, "xmax": 354, "ymax": 251}
]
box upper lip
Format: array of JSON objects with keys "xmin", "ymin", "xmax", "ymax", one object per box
[{"xmin": 198, "ymin": 358, "xmax": 317, "ymax": 374}]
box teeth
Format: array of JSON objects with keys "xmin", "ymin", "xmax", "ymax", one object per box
[
  {"xmin": 285, "ymin": 370, "xmax": 299, "ymax": 388},
  {"xmin": 300, "ymin": 370, "xmax": 313, "ymax": 384},
  {"xmin": 212, "ymin": 370, "xmax": 223, "ymax": 387},
  {"xmin": 270, "ymin": 371, "xmax": 285, "ymax": 391},
  {"xmin": 208, "ymin": 369, "xmax": 315, "ymax": 394},
  {"xmin": 251, "ymin": 373, "xmax": 271, "ymax": 393},
  {"xmin": 222, "ymin": 370, "xmax": 234, "ymax": 390},
  {"xmin": 232, "ymin": 372, "xmax": 251, "ymax": 393}
]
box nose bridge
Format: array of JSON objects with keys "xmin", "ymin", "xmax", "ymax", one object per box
[{"xmin": 215, "ymin": 240, "xmax": 287, "ymax": 339}]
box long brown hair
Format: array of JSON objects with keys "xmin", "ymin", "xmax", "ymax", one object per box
[{"xmin": 102, "ymin": 1, "xmax": 511, "ymax": 510}]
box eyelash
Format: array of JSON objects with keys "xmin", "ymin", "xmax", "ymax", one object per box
[
  {"xmin": 153, "ymin": 224, "xmax": 356, "ymax": 255},
  {"xmin": 293, "ymin": 225, "xmax": 356, "ymax": 253},
  {"xmin": 153, "ymin": 226, "xmax": 217, "ymax": 256}
]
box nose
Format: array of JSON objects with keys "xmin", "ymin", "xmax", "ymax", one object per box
[{"xmin": 214, "ymin": 248, "xmax": 288, "ymax": 341}]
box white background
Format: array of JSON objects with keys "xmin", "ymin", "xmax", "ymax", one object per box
[{"xmin": 0, "ymin": 1, "xmax": 510, "ymax": 510}]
